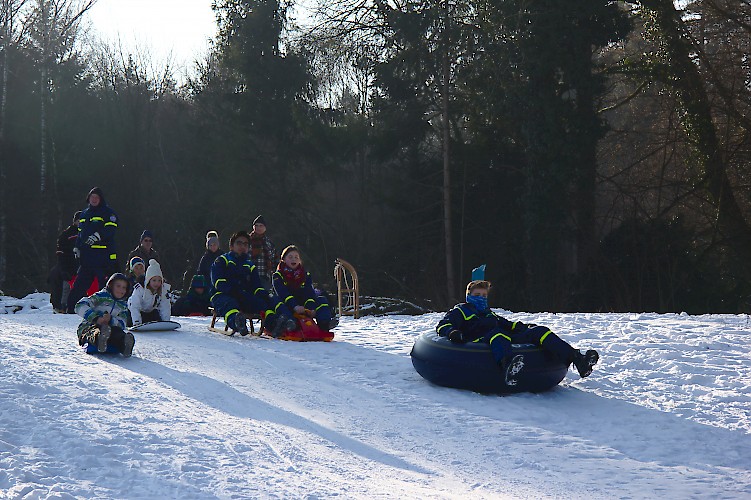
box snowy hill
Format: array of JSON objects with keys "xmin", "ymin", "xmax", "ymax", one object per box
[{"xmin": 1, "ymin": 294, "xmax": 750, "ymax": 498}]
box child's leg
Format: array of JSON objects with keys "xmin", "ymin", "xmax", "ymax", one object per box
[
  {"xmin": 313, "ymin": 296, "xmax": 333, "ymax": 330},
  {"xmin": 77, "ymin": 322, "xmax": 100, "ymax": 346},
  {"xmin": 482, "ymin": 330, "xmax": 513, "ymax": 366},
  {"xmin": 106, "ymin": 326, "xmax": 134, "ymax": 356},
  {"xmin": 141, "ymin": 310, "xmax": 161, "ymax": 323},
  {"xmin": 212, "ymin": 293, "xmax": 242, "ymax": 328},
  {"xmin": 517, "ymin": 326, "xmax": 577, "ymax": 363}
]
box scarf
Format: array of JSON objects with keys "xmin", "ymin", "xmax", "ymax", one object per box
[
  {"xmin": 277, "ymin": 261, "xmax": 306, "ymax": 290},
  {"xmin": 466, "ymin": 294, "xmax": 489, "ymax": 312}
]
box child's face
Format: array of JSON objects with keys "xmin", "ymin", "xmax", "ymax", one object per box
[
  {"xmin": 209, "ymin": 241, "xmax": 219, "ymax": 253},
  {"xmin": 195, "ymin": 287, "xmax": 205, "ymax": 295},
  {"xmin": 111, "ymin": 280, "xmax": 127, "ymax": 299},
  {"xmin": 133, "ymin": 264, "xmax": 145, "ymax": 277},
  {"xmin": 148, "ymin": 276, "xmax": 163, "ymax": 290},
  {"xmin": 283, "ymin": 251, "xmax": 301, "ymax": 269},
  {"xmin": 253, "ymin": 223, "xmax": 266, "ymax": 235},
  {"xmin": 469, "ymin": 288, "xmax": 489, "ymax": 298}
]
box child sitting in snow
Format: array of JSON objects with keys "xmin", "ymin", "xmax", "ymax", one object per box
[
  {"xmin": 436, "ymin": 280, "xmax": 599, "ymax": 378},
  {"xmin": 128, "ymin": 259, "xmax": 171, "ymax": 325},
  {"xmin": 75, "ymin": 273, "xmax": 135, "ymax": 357},
  {"xmin": 171, "ymin": 274, "xmax": 211, "ymax": 316},
  {"xmin": 273, "ymin": 245, "xmax": 337, "ymax": 332}
]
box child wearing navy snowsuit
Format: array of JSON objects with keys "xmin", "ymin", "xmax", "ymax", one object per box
[
  {"xmin": 172, "ymin": 274, "xmax": 211, "ymax": 316},
  {"xmin": 436, "ymin": 280, "xmax": 599, "ymax": 378},
  {"xmin": 66, "ymin": 187, "xmax": 119, "ymax": 313},
  {"xmin": 210, "ymin": 231, "xmax": 295, "ymax": 336},
  {"xmin": 75, "ymin": 273, "xmax": 134, "ymax": 357},
  {"xmin": 273, "ymin": 245, "xmax": 336, "ymax": 332}
]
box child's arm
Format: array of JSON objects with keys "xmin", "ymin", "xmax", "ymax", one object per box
[
  {"xmin": 273, "ymin": 271, "xmax": 300, "ymax": 311},
  {"xmin": 75, "ymin": 293, "xmax": 105, "ymax": 324},
  {"xmin": 211, "ymin": 255, "xmax": 233, "ymax": 295},
  {"xmin": 436, "ymin": 306, "xmax": 465, "ymax": 339},
  {"xmin": 128, "ymin": 285, "xmax": 144, "ymax": 325}
]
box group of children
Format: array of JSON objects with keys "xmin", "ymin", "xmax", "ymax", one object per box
[
  {"xmin": 74, "ymin": 214, "xmax": 600, "ymax": 382},
  {"xmin": 75, "ymin": 217, "xmax": 338, "ymax": 355}
]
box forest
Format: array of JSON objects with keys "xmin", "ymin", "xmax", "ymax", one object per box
[{"xmin": 1, "ymin": 0, "xmax": 750, "ymax": 313}]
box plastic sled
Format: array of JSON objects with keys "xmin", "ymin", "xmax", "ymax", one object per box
[{"xmin": 129, "ymin": 320, "xmax": 181, "ymax": 332}]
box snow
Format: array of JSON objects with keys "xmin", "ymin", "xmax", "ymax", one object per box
[{"xmin": 1, "ymin": 294, "xmax": 750, "ymax": 499}]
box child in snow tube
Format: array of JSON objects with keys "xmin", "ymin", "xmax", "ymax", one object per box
[
  {"xmin": 435, "ymin": 280, "xmax": 599, "ymax": 383},
  {"xmin": 75, "ymin": 273, "xmax": 135, "ymax": 357}
]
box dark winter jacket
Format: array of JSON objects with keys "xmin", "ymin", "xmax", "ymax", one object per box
[
  {"xmin": 272, "ymin": 264, "xmax": 318, "ymax": 311},
  {"xmin": 210, "ymin": 251, "xmax": 266, "ymax": 303},
  {"xmin": 436, "ymin": 303, "xmax": 529, "ymax": 341},
  {"xmin": 76, "ymin": 201, "xmax": 118, "ymax": 270},
  {"xmin": 56, "ymin": 224, "xmax": 79, "ymax": 279},
  {"xmin": 172, "ymin": 276, "xmax": 211, "ymax": 316},
  {"xmin": 197, "ymin": 248, "xmax": 222, "ymax": 284}
]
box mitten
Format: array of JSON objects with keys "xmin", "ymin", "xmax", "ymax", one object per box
[
  {"xmin": 448, "ymin": 330, "xmax": 465, "ymax": 343},
  {"xmin": 85, "ymin": 232, "xmax": 101, "ymax": 246}
]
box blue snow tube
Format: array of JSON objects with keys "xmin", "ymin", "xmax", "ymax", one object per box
[{"xmin": 410, "ymin": 332, "xmax": 569, "ymax": 394}]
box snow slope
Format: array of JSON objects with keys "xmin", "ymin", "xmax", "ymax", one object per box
[{"xmin": 1, "ymin": 294, "xmax": 750, "ymax": 499}]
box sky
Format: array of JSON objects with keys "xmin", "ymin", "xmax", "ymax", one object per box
[
  {"xmin": 1, "ymin": 293, "xmax": 749, "ymax": 498},
  {"xmin": 86, "ymin": 0, "xmax": 217, "ymax": 78}
]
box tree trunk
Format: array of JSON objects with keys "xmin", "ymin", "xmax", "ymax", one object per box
[
  {"xmin": 442, "ymin": 0, "xmax": 456, "ymax": 304},
  {"xmin": 0, "ymin": 0, "xmax": 11, "ymax": 290}
]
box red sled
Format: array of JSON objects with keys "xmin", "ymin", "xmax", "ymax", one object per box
[{"xmin": 267, "ymin": 313, "xmax": 334, "ymax": 342}]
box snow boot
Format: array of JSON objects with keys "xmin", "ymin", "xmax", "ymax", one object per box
[
  {"xmin": 97, "ymin": 324, "xmax": 111, "ymax": 353},
  {"xmin": 328, "ymin": 317, "xmax": 339, "ymax": 329},
  {"xmin": 573, "ymin": 349, "xmax": 599, "ymax": 378},
  {"xmin": 122, "ymin": 332, "xmax": 135, "ymax": 358},
  {"xmin": 233, "ymin": 312, "xmax": 249, "ymax": 336}
]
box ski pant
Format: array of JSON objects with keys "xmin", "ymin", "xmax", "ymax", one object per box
[
  {"xmin": 211, "ymin": 290, "xmax": 290, "ymax": 330},
  {"xmin": 281, "ymin": 295, "xmax": 333, "ymax": 329},
  {"xmin": 77, "ymin": 322, "xmax": 132, "ymax": 354},
  {"xmin": 484, "ymin": 325, "xmax": 576, "ymax": 366},
  {"xmin": 67, "ymin": 266, "xmax": 109, "ymax": 313}
]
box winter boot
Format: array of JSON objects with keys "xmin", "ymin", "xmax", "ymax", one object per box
[
  {"xmin": 572, "ymin": 349, "xmax": 599, "ymax": 378},
  {"xmin": 269, "ymin": 318, "xmax": 284, "ymax": 338},
  {"xmin": 233, "ymin": 312, "xmax": 249, "ymax": 336},
  {"xmin": 97, "ymin": 324, "xmax": 111, "ymax": 353},
  {"xmin": 328, "ymin": 317, "xmax": 339, "ymax": 329},
  {"xmin": 122, "ymin": 332, "xmax": 135, "ymax": 358}
]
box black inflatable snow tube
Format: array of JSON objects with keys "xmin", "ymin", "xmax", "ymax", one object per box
[{"xmin": 410, "ymin": 332, "xmax": 569, "ymax": 394}]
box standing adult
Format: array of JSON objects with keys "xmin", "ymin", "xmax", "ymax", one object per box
[
  {"xmin": 66, "ymin": 187, "xmax": 119, "ymax": 313},
  {"xmin": 125, "ymin": 230, "xmax": 160, "ymax": 275},
  {"xmin": 49, "ymin": 210, "xmax": 81, "ymax": 312},
  {"xmin": 249, "ymin": 215, "xmax": 275, "ymax": 290}
]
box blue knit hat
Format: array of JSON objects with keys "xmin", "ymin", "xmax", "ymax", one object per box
[
  {"xmin": 140, "ymin": 230, "xmax": 154, "ymax": 242},
  {"xmin": 129, "ymin": 256, "xmax": 145, "ymax": 272}
]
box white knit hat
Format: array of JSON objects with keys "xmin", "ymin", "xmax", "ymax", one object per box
[{"xmin": 144, "ymin": 259, "xmax": 163, "ymax": 285}]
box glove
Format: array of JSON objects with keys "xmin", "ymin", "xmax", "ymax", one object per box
[
  {"xmin": 85, "ymin": 232, "xmax": 101, "ymax": 246},
  {"xmin": 448, "ymin": 330, "xmax": 466, "ymax": 343},
  {"xmin": 72, "ymin": 247, "xmax": 81, "ymax": 259}
]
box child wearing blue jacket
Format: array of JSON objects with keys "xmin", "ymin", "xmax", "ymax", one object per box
[
  {"xmin": 273, "ymin": 245, "xmax": 337, "ymax": 332},
  {"xmin": 75, "ymin": 273, "xmax": 135, "ymax": 357},
  {"xmin": 436, "ymin": 280, "xmax": 598, "ymax": 378}
]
